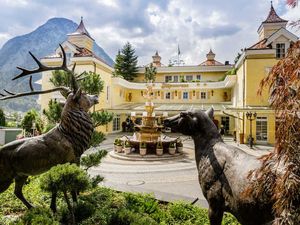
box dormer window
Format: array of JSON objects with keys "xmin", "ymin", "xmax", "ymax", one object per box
[
  {"xmin": 276, "ymin": 43, "xmax": 285, "ymax": 59},
  {"xmin": 66, "ymin": 52, "xmax": 72, "ymax": 64}
]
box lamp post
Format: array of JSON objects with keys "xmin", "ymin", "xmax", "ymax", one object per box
[{"xmin": 246, "ymin": 112, "xmax": 257, "ymax": 149}]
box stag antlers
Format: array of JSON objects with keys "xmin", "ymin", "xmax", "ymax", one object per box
[{"xmin": 0, "ymin": 44, "xmax": 79, "ymax": 101}]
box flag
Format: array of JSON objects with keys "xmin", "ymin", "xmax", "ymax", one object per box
[{"xmin": 178, "ymin": 45, "xmax": 181, "ymax": 55}]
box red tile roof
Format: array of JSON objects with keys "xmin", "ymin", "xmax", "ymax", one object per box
[
  {"xmin": 263, "ymin": 3, "xmax": 287, "ymax": 24},
  {"xmin": 199, "ymin": 60, "xmax": 224, "ymax": 66},
  {"xmin": 247, "ymin": 38, "xmax": 271, "ymax": 50},
  {"xmin": 69, "ymin": 17, "xmax": 94, "ymax": 40}
]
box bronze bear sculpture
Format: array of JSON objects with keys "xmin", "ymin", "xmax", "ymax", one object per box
[{"xmin": 164, "ymin": 108, "xmax": 274, "ymax": 225}]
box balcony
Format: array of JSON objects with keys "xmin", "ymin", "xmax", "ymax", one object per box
[{"xmin": 112, "ymin": 75, "xmax": 236, "ymax": 90}]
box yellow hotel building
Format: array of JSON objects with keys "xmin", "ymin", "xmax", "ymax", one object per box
[{"xmin": 40, "ymin": 4, "xmax": 298, "ymax": 145}]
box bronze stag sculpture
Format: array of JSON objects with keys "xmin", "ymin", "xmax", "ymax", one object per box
[
  {"xmin": 164, "ymin": 108, "xmax": 274, "ymax": 225},
  {"xmin": 0, "ymin": 45, "xmax": 98, "ymax": 209}
]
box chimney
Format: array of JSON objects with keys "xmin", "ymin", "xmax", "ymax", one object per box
[{"xmin": 225, "ymin": 61, "xmax": 229, "ymax": 65}]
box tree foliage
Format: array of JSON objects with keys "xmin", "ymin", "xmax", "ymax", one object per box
[
  {"xmin": 113, "ymin": 42, "xmax": 138, "ymax": 81},
  {"xmin": 248, "ymin": 41, "xmax": 300, "ymax": 225},
  {"xmin": 286, "ymin": 0, "xmax": 300, "ymax": 27},
  {"xmin": 144, "ymin": 63, "xmax": 157, "ymax": 82},
  {"xmin": 0, "ymin": 108, "xmax": 5, "ymax": 126},
  {"xmin": 90, "ymin": 110, "xmax": 114, "ymax": 128},
  {"xmin": 43, "ymin": 99, "xmax": 63, "ymax": 124},
  {"xmin": 79, "ymin": 71, "xmax": 104, "ymax": 95},
  {"xmin": 21, "ymin": 109, "xmax": 43, "ymax": 134}
]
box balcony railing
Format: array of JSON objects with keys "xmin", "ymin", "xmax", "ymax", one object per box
[{"xmin": 112, "ymin": 75, "xmax": 236, "ymax": 90}]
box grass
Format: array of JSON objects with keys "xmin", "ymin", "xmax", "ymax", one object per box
[{"xmin": 0, "ymin": 176, "xmax": 240, "ymax": 225}]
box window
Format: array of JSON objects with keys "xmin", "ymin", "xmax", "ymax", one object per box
[
  {"xmin": 200, "ymin": 92, "xmax": 206, "ymax": 99},
  {"xmin": 183, "ymin": 92, "xmax": 188, "ymax": 99},
  {"xmin": 256, "ymin": 117, "xmax": 268, "ymax": 143},
  {"xmin": 221, "ymin": 117, "xmax": 230, "ymax": 134},
  {"xmin": 113, "ymin": 115, "xmax": 120, "ymax": 131},
  {"xmin": 276, "ymin": 43, "xmax": 285, "ymax": 59},
  {"xmin": 165, "ymin": 92, "xmax": 171, "ymax": 99},
  {"xmin": 106, "ymin": 86, "xmax": 110, "ymax": 102},
  {"xmin": 186, "ymin": 75, "xmax": 193, "ymax": 82},
  {"xmin": 173, "ymin": 75, "xmax": 179, "ymax": 82},
  {"xmin": 66, "ymin": 52, "xmax": 72, "ymax": 64},
  {"xmin": 165, "ymin": 76, "xmax": 172, "ymax": 82},
  {"xmin": 196, "ymin": 75, "xmax": 201, "ymax": 80}
]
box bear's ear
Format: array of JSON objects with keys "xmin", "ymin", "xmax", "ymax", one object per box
[{"xmin": 205, "ymin": 107, "xmax": 214, "ymax": 120}]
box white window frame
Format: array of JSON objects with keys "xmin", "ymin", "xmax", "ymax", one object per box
[
  {"xmin": 200, "ymin": 92, "xmax": 207, "ymax": 99},
  {"xmin": 186, "ymin": 75, "xmax": 193, "ymax": 82},
  {"xmin": 196, "ymin": 75, "xmax": 201, "ymax": 80},
  {"xmin": 183, "ymin": 92, "xmax": 189, "ymax": 99},
  {"xmin": 173, "ymin": 75, "xmax": 179, "ymax": 82},
  {"xmin": 256, "ymin": 116, "xmax": 268, "ymax": 143},
  {"xmin": 113, "ymin": 115, "xmax": 121, "ymax": 131},
  {"xmin": 165, "ymin": 92, "xmax": 171, "ymax": 99},
  {"xmin": 276, "ymin": 43, "xmax": 285, "ymax": 59},
  {"xmin": 165, "ymin": 75, "xmax": 172, "ymax": 82}
]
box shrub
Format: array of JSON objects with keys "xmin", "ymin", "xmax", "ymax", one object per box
[
  {"xmin": 16, "ymin": 207, "xmax": 59, "ymax": 225},
  {"xmin": 0, "ymin": 108, "xmax": 5, "ymax": 126},
  {"xmin": 21, "ymin": 109, "xmax": 43, "ymax": 134},
  {"xmin": 89, "ymin": 130, "xmax": 105, "ymax": 147}
]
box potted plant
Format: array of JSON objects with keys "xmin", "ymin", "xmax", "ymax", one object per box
[
  {"xmin": 176, "ymin": 140, "xmax": 183, "ymax": 153},
  {"xmin": 140, "ymin": 142, "xmax": 147, "ymax": 156},
  {"xmin": 169, "ymin": 142, "xmax": 176, "ymax": 155},
  {"xmin": 156, "ymin": 141, "xmax": 163, "ymax": 156},
  {"xmin": 124, "ymin": 140, "xmax": 131, "ymax": 155},
  {"xmin": 116, "ymin": 139, "xmax": 123, "ymax": 153},
  {"xmin": 114, "ymin": 138, "xmax": 120, "ymax": 152}
]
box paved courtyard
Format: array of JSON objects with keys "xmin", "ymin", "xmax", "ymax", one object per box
[{"xmin": 87, "ymin": 133, "xmax": 273, "ymax": 208}]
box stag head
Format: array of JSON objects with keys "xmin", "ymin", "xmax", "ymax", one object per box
[{"xmin": 0, "ymin": 44, "xmax": 99, "ymax": 112}]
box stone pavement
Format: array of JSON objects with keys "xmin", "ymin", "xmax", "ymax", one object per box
[{"xmin": 88, "ymin": 133, "xmax": 273, "ymax": 208}]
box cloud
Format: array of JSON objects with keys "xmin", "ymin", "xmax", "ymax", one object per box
[{"xmin": 0, "ymin": 0, "xmax": 297, "ymax": 66}]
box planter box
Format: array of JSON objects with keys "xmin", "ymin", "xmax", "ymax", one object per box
[
  {"xmin": 140, "ymin": 148, "xmax": 147, "ymax": 156},
  {"xmin": 124, "ymin": 147, "xmax": 131, "ymax": 155},
  {"xmin": 116, "ymin": 145, "xmax": 123, "ymax": 153},
  {"xmin": 169, "ymin": 147, "xmax": 176, "ymax": 155},
  {"xmin": 156, "ymin": 148, "xmax": 163, "ymax": 156},
  {"xmin": 114, "ymin": 144, "xmax": 118, "ymax": 152},
  {"xmin": 177, "ymin": 146, "xmax": 183, "ymax": 153}
]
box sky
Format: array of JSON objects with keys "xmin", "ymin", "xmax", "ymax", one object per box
[{"xmin": 0, "ymin": 0, "xmax": 299, "ymax": 66}]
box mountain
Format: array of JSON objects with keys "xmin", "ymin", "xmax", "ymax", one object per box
[{"xmin": 0, "ymin": 17, "xmax": 114, "ymax": 112}]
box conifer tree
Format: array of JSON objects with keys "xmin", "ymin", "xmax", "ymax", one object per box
[
  {"xmin": 0, "ymin": 108, "xmax": 5, "ymax": 126},
  {"xmin": 113, "ymin": 42, "xmax": 138, "ymax": 81}
]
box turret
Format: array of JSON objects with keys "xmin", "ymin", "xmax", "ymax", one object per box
[
  {"xmin": 67, "ymin": 17, "xmax": 94, "ymax": 51},
  {"xmin": 152, "ymin": 51, "xmax": 162, "ymax": 67},
  {"xmin": 257, "ymin": 2, "xmax": 288, "ymax": 40}
]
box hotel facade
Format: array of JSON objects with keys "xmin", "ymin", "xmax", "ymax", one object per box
[{"xmin": 39, "ymin": 4, "xmax": 298, "ymax": 145}]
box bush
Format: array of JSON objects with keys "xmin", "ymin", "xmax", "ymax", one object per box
[
  {"xmin": 21, "ymin": 109, "xmax": 43, "ymax": 134},
  {"xmin": 0, "ymin": 108, "xmax": 5, "ymax": 126},
  {"xmin": 90, "ymin": 130, "xmax": 105, "ymax": 147},
  {"xmin": 16, "ymin": 207, "xmax": 59, "ymax": 225}
]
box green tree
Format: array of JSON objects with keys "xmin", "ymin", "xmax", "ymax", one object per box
[
  {"xmin": 21, "ymin": 109, "xmax": 43, "ymax": 134},
  {"xmin": 0, "ymin": 108, "xmax": 5, "ymax": 127},
  {"xmin": 40, "ymin": 163, "xmax": 90, "ymax": 225},
  {"xmin": 50, "ymin": 69, "xmax": 113, "ymax": 147},
  {"xmin": 113, "ymin": 42, "xmax": 138, "ymax": 81},
  {"xmin": 43, "ymin": 99, "xmax": 63, "ymax": 124},
  {"xmin": 144, "ymin": 63, "xmax": 157, "ymax": 82},
  {"xmin": 79, "ymin": 71, "xmax": 104, "ymax": 95}
]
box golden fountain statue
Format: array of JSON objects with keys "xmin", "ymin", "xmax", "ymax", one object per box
[{"xmin": 117, "ymin": 82, "xmax": 177, "ymax": 156}]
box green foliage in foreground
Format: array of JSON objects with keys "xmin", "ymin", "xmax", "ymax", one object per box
[{"xmin": 0, "ymin": 173, "xmax": 240, "ymax": 225}]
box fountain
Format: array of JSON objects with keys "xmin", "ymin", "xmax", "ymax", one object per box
[{"xmin": 115, "ymin": 83, "xmax": 181, "ymax": 157}]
